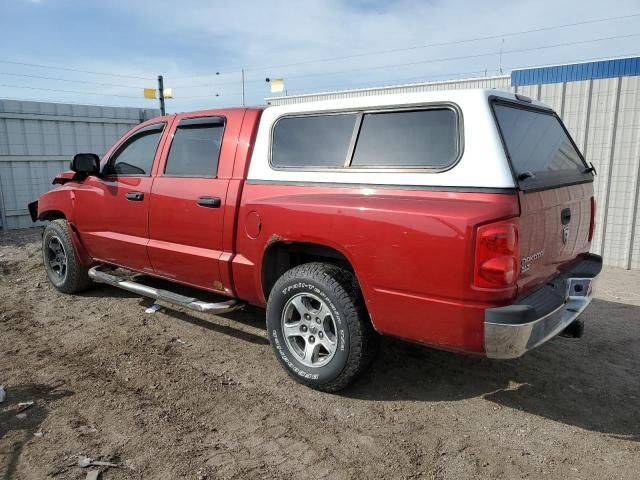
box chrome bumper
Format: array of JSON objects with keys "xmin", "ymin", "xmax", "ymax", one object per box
[{"xmin": 485, "ymin": 263, "xmax": 599, "ymax": 359}]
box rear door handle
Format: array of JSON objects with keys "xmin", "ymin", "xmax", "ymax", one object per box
[
  {"xmin": 125, "ymin": 191, "xmax": 144, "ymax": 201},
  {"xmin": 197, "ymin": 196, "xmax": 221, "ymax": 208}
]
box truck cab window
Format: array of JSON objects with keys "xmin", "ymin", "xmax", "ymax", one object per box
[
  {"xmin": 164, "ymin": 117, "xmax": 225, "ymax": 177},
  {"xmin": 106, "ymin": 126, "xmax": 164, "ymax": 176}
]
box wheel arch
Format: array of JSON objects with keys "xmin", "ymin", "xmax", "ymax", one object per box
[
  {"xmin": 39, "ymin": 209, "xmax": 67, "ymax": 222},
  {"xmin": 41, "ymin": 216, "xmax": 93, "ymax": 268},
  {"xmin": 36, "ymin": 187, "xmax": 76, "ymax": 224},
  {"xmin": 42, "ymin": 217, "xmax": 93, "ymax": 293},
  {"xmin": 261, "ymin": 241, "xmax": 361, "ymax": 301}
]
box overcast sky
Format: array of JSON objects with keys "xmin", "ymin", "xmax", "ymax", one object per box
[{"xmin": 1, "ymin": 0, "xmax": 640, "ymax": 112}]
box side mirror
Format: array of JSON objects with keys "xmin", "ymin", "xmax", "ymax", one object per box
[{"xmin": 70, "ymin": 153, "xmax": 100, "ymax": 177}]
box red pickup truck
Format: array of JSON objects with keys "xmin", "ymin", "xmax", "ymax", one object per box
[{"xmin": 30, "ymin": 90, "xmax": 601, "ymax": 391}]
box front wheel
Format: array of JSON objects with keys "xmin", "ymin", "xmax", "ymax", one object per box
[
  {"xmin": 42, "ymin": 219, "xmax": 92, "ymax": 294},
  {"xmin": 266, "ymin": 262, "xmax": 376, "ymax": 392}
]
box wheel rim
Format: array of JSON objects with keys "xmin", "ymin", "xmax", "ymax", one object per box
[
  {"xmin": 281, "ymin": 293, "xmax": 338, "ymax": 368},
  {"xmin": 46, "ymin": 236, "xmax": 68, "ymax": 281}
]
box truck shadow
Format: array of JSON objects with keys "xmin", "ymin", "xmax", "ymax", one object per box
[
  {"xmin": 80, "ymin": 284, "xmax": 140, "ymax": 299},
  {"xmin": 343, "ymin": 298, "xmax": 640, "ymax": 442},
  {"xmin": 143, "ymin": 300, "xmax": 270, "ymax": 346},
  {"xmin": 0, "ymin": 383, "xmax": 73, "ymax": 480},
  {"xmin": 81, "ymin": 274, "xmax": 270, "ymax": 345},
  {"xmin": 78, "ymin": 276, "xmax": 639, "ymax": 442}
]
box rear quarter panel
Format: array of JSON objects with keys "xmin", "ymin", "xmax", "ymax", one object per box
[{"xmin": 233, "ymin": 183, "xmax": 520, "ymax": 353}]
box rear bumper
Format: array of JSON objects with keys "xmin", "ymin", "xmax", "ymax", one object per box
[{"xmin": 484, "ymin": 254, "xmax": 602, "ymax": 359}]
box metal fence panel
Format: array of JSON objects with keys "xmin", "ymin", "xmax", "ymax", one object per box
[
  {"xmin": 611, "ymin": 76, "xmax": 640, "ymax": 269},
  {"xmin": 0, "ymin": 100, "xmax": 159, "ymax": 229},
  {"xmin": 0, "ymin": 158, "xmax": 68, "ymax": 229},
  {"xmin": 538, "ymin": 82, "xmax": 565, "ymax": 114},
  {"xmin": 561, "ymin": 80, "xmax": 592, "ymax": 151},
  {"xmin": 585, "ymin": 78, "xmax": 620, "ymax": 259}
]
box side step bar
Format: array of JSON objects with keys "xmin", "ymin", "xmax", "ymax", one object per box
[{"xmin": 88, "ymin": 266, "xmax": 243, "ymax": 314}]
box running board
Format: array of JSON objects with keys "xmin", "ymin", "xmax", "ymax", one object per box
[{"xmin": 88, "ymin": 266, "xmax": 243, "ymax": 314}]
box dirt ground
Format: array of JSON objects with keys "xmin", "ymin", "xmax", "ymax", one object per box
[{"xmin": 0, "ymin": 228, "xmax": 639, "ymax": 480}]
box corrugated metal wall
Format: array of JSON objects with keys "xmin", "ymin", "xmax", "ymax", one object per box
[
  {"xmin": 515, "ymin": 76, "xmax": 640, "ymax": 270},
  {"xmin": 0, "ymin": 99, "xmax": 159, "ymax": 229},
  {"xmin": 266, "ymin": 69, "xmax": 640, "ymax": 269}
]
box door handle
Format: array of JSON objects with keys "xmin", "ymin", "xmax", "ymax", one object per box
[
  {"xmin": 197, "ymin": 196, "xmax": 221, "ymax": 208},
  {"xmin": 561, "ymin": 208, "xmax": 571, "ymax": 225},
  {"xmin": 125, "ymin": 191, "xmax": 144, "ymax": 201}
]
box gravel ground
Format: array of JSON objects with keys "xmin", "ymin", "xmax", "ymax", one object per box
[{"xmin": 0, "ymin": 227, "xmax": 639, "ymax": 479}]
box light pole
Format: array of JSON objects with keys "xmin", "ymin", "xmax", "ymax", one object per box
[{"xmin": 158, "ymin": 75, "xmax": 166, "ymax": 116}]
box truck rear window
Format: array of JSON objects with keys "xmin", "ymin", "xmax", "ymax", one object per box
[{"xmin": 493, "ymin": 102, "xmax": 592, "ymax": 190}]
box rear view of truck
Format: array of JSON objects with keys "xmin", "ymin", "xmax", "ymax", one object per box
[{"xmin": 483, "ymin": 96, "xmax": 601, "ymax": 358}]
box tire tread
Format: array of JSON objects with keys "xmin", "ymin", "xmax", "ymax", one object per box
[
  {"xmin": 43, "ymin": 219, "xmax": 92, "ymax": 294},
  {"xmin": 268, "ymin": 262, "xmax": 377, "ymax": 392}
]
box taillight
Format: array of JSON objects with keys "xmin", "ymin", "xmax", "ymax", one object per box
[
  {"xmin": 473, "ymin": 219, "xmax": 519, "ymax": 289},
  {"xmin": 588, "ymin": 196, "xmax": 596, "ymax": 242}
]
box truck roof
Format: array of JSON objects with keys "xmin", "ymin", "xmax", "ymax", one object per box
[{"xmin": 160, "ymin": 106, "xmax": 266, "ymax": 121}]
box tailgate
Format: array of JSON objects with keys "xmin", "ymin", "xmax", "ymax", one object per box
[
  {"xmin": 491, "ymin": 98, "xmax": 596, "ymax": 297},
  {"xmin": 518, "ymin": 184, "xmax": 593, "ymax": 295}
]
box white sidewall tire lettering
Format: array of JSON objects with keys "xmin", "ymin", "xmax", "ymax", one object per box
[{"xmin": 266, "ymin": 262, "xmax": 377, "ymax": 392}]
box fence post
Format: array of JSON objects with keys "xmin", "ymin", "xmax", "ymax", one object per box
[{"xmin": 0, "ymin": 171, "xmax": 7, "ymax": 230}]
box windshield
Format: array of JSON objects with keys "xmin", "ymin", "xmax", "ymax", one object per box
[{"xmin": 493, "ymin": 101, "xmax": 593, "ymax": 190}]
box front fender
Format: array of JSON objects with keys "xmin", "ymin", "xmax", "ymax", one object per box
[
  {"xmin": 34, "ymin": 187, "xmax": 93, "ymax": 268},
  {"xmin": 36, "ymin": 186, "xmax": 76, "ymax": 224}
]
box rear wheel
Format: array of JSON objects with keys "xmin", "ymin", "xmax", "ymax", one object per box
[
  {"xmin": 266, "ymin": 262, "xmax": 376, "ymax": 392},
  {"xmin": 42, "ymin": 219, "xmax": 92, "ymax": 293}
]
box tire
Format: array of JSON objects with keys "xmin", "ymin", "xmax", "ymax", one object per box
[
  {"xmin": 266, "ymin": 262, "xmax": 377, "ymax": 392},
  {"xmin": 42, "ymin": 219, "xmax": 92, "ymax": 294}
]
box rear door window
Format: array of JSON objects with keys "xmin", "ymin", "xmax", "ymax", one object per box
[
  {"xmin": 164, "ymin": 117, "xmax": 225, "ymax": 177},
  {"xmin": 493, "ymin": 101, "xmax": 592, "ymax": 190}
]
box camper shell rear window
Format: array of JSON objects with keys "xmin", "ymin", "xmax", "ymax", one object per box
[{"xmin": 491, "ymin": 98, "xmax": 593, "ymax": 191}]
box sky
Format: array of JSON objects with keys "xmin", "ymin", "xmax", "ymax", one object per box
[{"xmin": 1, "ymin": 0, "xmax": 640, "ymax": 113}]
